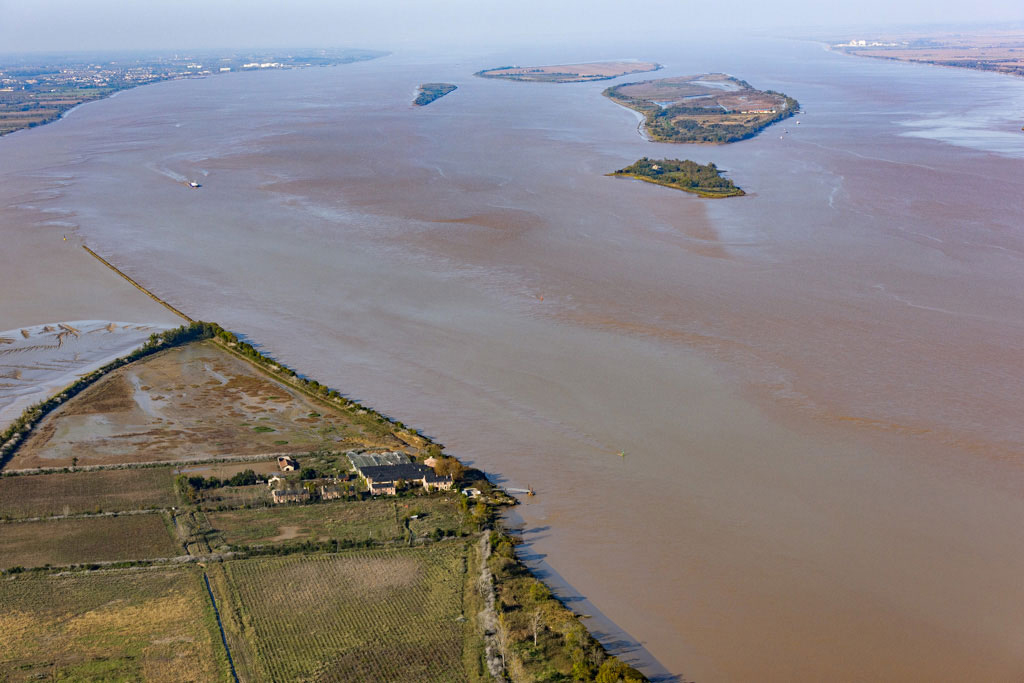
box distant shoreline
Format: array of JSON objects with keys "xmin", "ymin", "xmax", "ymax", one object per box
[{"xmin": 0, "ymin": 51, "xmax": 387, "ymax": 138}]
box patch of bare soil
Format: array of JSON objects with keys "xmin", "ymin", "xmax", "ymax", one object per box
[
  {"xmin": 269, "ymin": 525, "xmax": 303, "ymax": 542},
  {"xmin": 6, "ymin": 341, "xmax": 402, "ymax": 469}
]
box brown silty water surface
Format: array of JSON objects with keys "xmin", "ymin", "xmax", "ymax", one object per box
[{"xmin": 3, "ymin": 39, "xmax": 1024, "ymax": 680}]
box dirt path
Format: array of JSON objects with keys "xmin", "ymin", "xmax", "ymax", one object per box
[
  {"xmin": 477, "ymin": 533, "xmax": 504, "ymax": 679},
  {"xmin": 268, "ymin": 525, "xmax": 302, "ymax": 542}
]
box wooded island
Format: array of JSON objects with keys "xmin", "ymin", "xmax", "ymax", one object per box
[
  {"xmin": 413, "ymin": 82, "xmax": 457, "ymax": 106},
  {"xmin": 610, "ymin": 157, "xmax": 745, "ymax": 198}
]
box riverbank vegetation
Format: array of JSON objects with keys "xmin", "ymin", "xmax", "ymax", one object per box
[
  {"xmin": 611, "ymin": 157, "xmax": 745, "ymax": 198},
  {"xmin": 486, "ymin": 531, "xmax": 646, "ymax": 682}
]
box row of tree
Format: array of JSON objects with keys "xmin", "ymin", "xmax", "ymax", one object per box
[{"xmin": 615, "ymin": 157, "xmax": 742, "ymax": 194}]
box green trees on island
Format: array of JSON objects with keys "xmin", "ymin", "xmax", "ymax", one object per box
[
  {"xmin": 413, "ymin": 83, "xmax": 457, "ymax": 106},
  {"xmin": 611, "ymin": 157, "xmax": 745, "ymax": 198}
]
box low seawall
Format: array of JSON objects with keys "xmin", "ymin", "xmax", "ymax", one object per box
[{"xmin": 82, "ymin": 245, "xmax": 193, "ymax": 322}]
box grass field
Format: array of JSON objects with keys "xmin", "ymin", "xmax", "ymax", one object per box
[
  {"xmin": 216, "ymin": 545, "xmax": 478, "ymax": 682},
  {"xmin": 0, "ymin": 513, "xmax": 179, "ymax": 569},
  {"xmin": 0, "ymin": 567, "xmax": 230, "ymax": 682},
  {"xmin": 198, "ymin": 483, "xmax": 273, "ymax": 508},
  {"xmin": 207, "ymin": 496, "xmax": 466, "ymax": 547},
  {"xmin": 174, "ymin": 459, "xmax": 281, "ymax": 479},
  {"xmin": 0, "ymin": 468, "xmax": 177, "ymax": 519}
]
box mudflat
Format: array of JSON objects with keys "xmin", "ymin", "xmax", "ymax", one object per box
[
  {"xmin": 0, "ymin": 321, "xmax": 172, "ymax": 428},
  {"xmin": 8, "ymin": 340, "xmax": 405, "ymax": 469}
]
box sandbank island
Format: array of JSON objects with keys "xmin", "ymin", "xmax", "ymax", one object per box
[
  {"xmin": 610, "ymin": 157, "xmax": 745, "ymax": 198},
  {"xmin": 476, "ymin": 60, "xmax": 661, "ymax": 83},
  {"xmin": 604, "ymin": 72, "xmax": 798, "ymax": 143}
]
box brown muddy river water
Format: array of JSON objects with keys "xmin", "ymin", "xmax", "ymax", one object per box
[{"xmin": 3, "ymin": 38, "xmax": 1024, "ymax": 680}]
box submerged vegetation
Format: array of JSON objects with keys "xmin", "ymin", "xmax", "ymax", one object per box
[
  {"xmin": 611, "ymin": 157, "xmax": 745, "ymax": 198},
  {"xmin": 414, "ymin": 82, "xmax": 457, "ymax": 106}
]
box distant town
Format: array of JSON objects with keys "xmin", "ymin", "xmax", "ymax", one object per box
[
  {"xmin": 0, "ymin": 48, "xmax": 387, "ymax": 135},
  {"xmin": 828, "ymin": 30, "xmax": 1024, "ymax": 79}
]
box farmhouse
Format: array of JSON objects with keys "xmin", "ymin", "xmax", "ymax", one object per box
[
  {"xmin": 360, "ymin": 463, "xmax": 454, "ymax": 495},
  {"xmin": 277, "ymin": 456, "xmax": 299, "ymax": 472},
  {"xmin": 320, "ymin": 485, "xmax": 343, "ymax": 500},
  {"xmin": 367, "ymin": 480, "xmax": 397, "ymax": 496},
  {"xmin": 423, "ymin": 470, "xmax": 455, "ymax": 492},
  {"xmin": 271, "ymin": 487, "xmax": 309, "ymax": 504}
]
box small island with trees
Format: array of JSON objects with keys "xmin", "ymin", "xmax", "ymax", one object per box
[
  {"xmin": 610, "ymin": 157, "xmax": 745, "ymax": 198},
  {"xmin": 604, "ymin": 73, "xmax": 798, "ymax": 143},
  {"xmin": 476, "ymin": 60, "xmax": 660, "ymax": 83},
  {"xmin": 413, "ymin": 82, "xmax": 457, "ymax": 106}
]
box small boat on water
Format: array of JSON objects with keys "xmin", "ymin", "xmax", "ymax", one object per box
[{"xmin": 188, "ymin": 181, "xmax": 201, "ymax": 188}]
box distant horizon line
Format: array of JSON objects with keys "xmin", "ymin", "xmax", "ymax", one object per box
[{"xmin": 3, "ymin": 18, "xmax": 1024, "ymax": 62}]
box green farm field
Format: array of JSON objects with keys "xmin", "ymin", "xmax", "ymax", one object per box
[
  {"xmin": 0, "ymin": 468, "xmax": 177, "ymax": 519},
  {"xmin": 196, "ymin": 483, "xmax": 273, "ymax": 509},
  {"xmin": 207, "ymin": 495, "xmax": 467, "ymax": 547},
  {"xmin": 0, "ymin": 567, "xmax": 230, "ymax": 682},
  {"xmin": 0, "ymin": 513, "xmax": 179, "ymax": 569},
  {"xmin": 215, "ymin": 544, "xmax": 482, "ymax": 682}
]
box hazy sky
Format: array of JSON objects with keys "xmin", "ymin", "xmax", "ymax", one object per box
[{"xmin": 1, "ymin": 0, "xmax": 1022, "ymax": 54}]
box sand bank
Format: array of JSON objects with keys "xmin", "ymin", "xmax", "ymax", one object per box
[{"xmin": 0, "ymin": 321, "xmax": 171, "ymax": 430}]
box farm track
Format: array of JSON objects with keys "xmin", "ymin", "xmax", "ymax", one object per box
[
  {"xmin": 0, "ymin": 506, "xmax": 167, "ymax": 524},
  {"xmin": 2, "ymin": 451, "xmax": 295, "ymax": 476}
]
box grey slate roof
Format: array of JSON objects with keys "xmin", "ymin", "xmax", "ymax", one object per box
[
  {"xmin": 348, "ymin": 451, "xmax": 411, "ymax": 470},
  {"xmin": 360, "ymin": 463, "xmax": 434, "ymax": 484}
]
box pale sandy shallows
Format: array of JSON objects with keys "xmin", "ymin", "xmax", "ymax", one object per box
[{"xmin": 0, "ymin": 321, "xmax": 171, "ymax": 429}]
